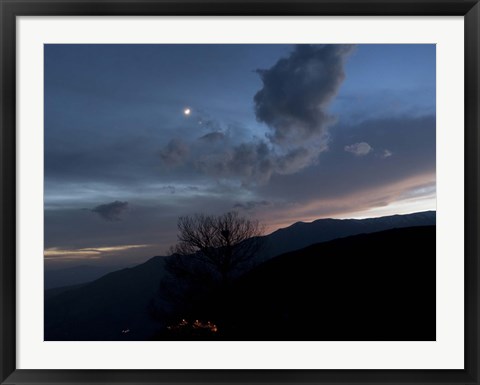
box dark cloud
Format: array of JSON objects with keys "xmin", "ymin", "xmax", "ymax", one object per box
[
  {"xmin": 156, "ymin": 45, "xmax": 355, "ymax": 185},
  {"xmin": 198, "ymin": 132, "xmax": 225, "ymax": 143},
  {"xmin": 190, "ymin": 45, "xmax": 353, "ymax": 184},
  {"xmin": 159, "ymin": 139, "xmax": 189, "ymax": 166},
  {"xmin": 254, "ymin": 44, "xmax": 355, "ymax": 146},
  {"xmin": 91, "ymin": 201, "xmax": 129, "ymax": 221}
]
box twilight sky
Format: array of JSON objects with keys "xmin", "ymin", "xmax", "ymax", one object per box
[{"xmin": 44, "ymin": 44, "xmax": 436, "ymax": 268}]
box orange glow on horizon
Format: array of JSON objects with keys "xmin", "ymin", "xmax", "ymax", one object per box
[{"xmin": 260, "ymin": 172, "xmax": 436, "ymax": 235}]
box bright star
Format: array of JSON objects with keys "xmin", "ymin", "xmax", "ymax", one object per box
[{"xmin": 183, "ymin": 108, "xmax": 191, "ymax": 116}]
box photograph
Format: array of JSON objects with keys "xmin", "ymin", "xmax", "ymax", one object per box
[{"xmin": 44, "ymin": 43, "xmax": 436, "ymax": 342}]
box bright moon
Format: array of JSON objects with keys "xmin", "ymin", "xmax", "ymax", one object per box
[{"xmin": 183, "ymin": 108, "xmax": 191, "ymax": 116}]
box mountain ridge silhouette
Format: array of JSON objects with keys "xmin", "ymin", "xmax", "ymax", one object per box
[{"xmin": 45, "ymin": 211, "xmax": 436, "ymax": 341}]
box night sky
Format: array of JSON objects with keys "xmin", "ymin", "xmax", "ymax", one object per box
[{"xmin": 44, "ymin": 44, "xmax": 436, "ymax": 268}]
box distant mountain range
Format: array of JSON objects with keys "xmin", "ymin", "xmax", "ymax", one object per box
[
  {"xmin": 45, "ymin": 211, "xmax": 436, "ymax": 341},
  {"xmin": 261, "ymin": 210, "xmax": 435, "ymax": 259}
]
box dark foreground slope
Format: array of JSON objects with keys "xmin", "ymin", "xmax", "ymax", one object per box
[
  {"xmin": 219, "ymin": 225, "xmax": 436, "ymax": 341},
  {"xmin": 44, "ymin": 256, "xmax": 166, "ymax": 341}
]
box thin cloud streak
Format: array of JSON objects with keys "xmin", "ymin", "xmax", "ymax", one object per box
[{"xmin": 44, "ymin": 244, "xmax": 151, "ymax": 260}]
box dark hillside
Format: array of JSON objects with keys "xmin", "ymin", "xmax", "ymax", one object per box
[
  {"xmin": 221, "ymin": 225, "xmax": 435, "ymax": 341},
  {"xmin": 44, "ymin": 256, "xmax": 166, "ymax": 341}
]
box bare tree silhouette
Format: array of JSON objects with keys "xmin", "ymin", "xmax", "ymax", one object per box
[
  {"xmin": 169, "ymin": 211, "xmax": 264, "ymax": 284},
  {"xmin": 157, "ymin": 212, "xmax": 265, "ymax": 334}
]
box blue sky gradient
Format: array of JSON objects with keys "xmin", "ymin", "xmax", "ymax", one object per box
[{"xmin": 44, "ymin": 44, "xmax": 436, "ymax": 267}]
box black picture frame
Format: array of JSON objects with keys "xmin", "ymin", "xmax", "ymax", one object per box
[{"xmin": 1, "ymin": 1, "xmax": 479, "ymax": 384}]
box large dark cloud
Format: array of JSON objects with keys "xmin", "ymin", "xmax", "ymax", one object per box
[
  {"xmin": 254, "ymin": 44, "xmax": 355, "ymax": 145},
  {"xmin": 91, "ymin": 201, "xmax": 129, "ymax": 221},
  {"xmin": 156, "ymin": 45, "xmax": 354, "ymax": 186}
]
